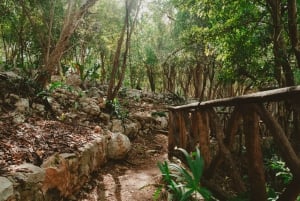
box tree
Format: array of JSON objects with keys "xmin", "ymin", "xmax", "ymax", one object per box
[
  {"xmin": 35, "ymin": 0, "xmax": 98, "ymax": 87},
  {"xmin": 287, "ymin": 0, "xmax": 300, "ymax": 69},
  {"xmin": 267, "ymin": 0, "xmax": 295, "ymax": 86},
  {"xmin": 107, "ymin": 0, "xmax": 141, "ymax": 102}
]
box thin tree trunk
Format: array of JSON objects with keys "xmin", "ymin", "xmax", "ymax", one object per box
[
  {"xmin": 107, "ymin": 0, "xmax": 141, "ymax": 101},
  {"xmin": 107, "ymin": 2, "xmax": 129, "ymax": 101},
  {"xmin": 287, "ymin": 0, "xmax": 300, "ymax": 68},
  {"xmin": 266, "ymin": 0, "xmax": 295, "ymax": 86},
  {"xmin": 112, "ymin": 0, "xmax": 141, "ymax": 97},
  {"xmin": 100, "ymin": 52, "xmax": 106, "ymax": 84},
  {"xmin": 146, "ymin": 64, "xmax": 156, "ymax": 92},
  {"xmin": 45, "ymin": 0, "xmax": 55, "ymax": 68}
]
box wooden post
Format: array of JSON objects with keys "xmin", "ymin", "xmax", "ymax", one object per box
[
  {"xmin": 191, "ymin": 110, "xmax": 211, "ymax": 168},
  {"xmin": 168, "ymin": 110, "xmax": 188, "ymax": 156},
  {"xmin": 209, "ymin": 108, "xmax": 246, "ymax": 193},
  {"xmin": 224, "ymin": 107, "xmax": 242, "ymax": 151},
  {"xmin": 255, "ymin": 104, "xmax": 300, "ymax": 201},
  {"xmin": 255, "ymin": 104, "xmax": 300, "ymax": 178},
  {"xmin": 168, "ymin": 110, "xmax": 176, "ymax": 155},
  {"xmin": 178, "ymin": 110, "xmax": 188, "ymax": 150},
  {"xmin": 243, "ymin": 105, "xmax": 267, "ymax": 201}
]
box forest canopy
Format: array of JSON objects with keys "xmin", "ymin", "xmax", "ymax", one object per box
[{"xmin": 0, "ymin": 0, "xmax": 299, "ymax": 100}]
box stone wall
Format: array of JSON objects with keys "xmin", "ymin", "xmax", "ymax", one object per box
[{"xmin": 0, "ymin": 137, "xmax": 108, "ymax": 201}]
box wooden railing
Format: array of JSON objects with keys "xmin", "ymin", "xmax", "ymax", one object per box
[{"xmin": 168, "ymin": 86, "xmax": 300, "ymax": 201}]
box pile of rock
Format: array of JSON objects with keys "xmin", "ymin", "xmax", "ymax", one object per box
[{"xmin": 0, "ymin": 72, "xmax": 170, "ymax": 201}]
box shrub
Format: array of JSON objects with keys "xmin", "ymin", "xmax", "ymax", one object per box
[{"xmin": 156, "ymin": 148, "xmax": 211, "ymax": 201}]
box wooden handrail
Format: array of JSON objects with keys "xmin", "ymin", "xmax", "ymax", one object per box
[
  {"xmin": 167, "ymin": 85, "xmax": 300, "ymax": 201},
  {"xmin": 168, "ymin": 85, "xmax": 300, "ymax": 110}
]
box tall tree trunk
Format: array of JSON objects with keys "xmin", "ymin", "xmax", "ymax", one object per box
[
  {"xmin": 193, "ymin": 63, "xmax": 203, "ymax": 99},
  {"xmin": 100, "ymin": 52, "xmax": 106, "ymax": 84},
  {"xmin": 287, "ymin": 0, "xmax": 300, "ymax": 68},
  {"xmin": 169, "ymin": 65, "xmax": 175, "ymax": 93},
  {"xmin": 107, "ymin": 0, "xmax": 141, "ymax": 101},
  {"xmin": 146, "ymin": 64, "xmax": 156, "ymax": 92},
  {"xmin": 35, "ymin": 0, "xmax": 98, "ymax": 87},
  {"xmin": 267, "ymin": 0, "xmax": 295, "ymax": 87}
]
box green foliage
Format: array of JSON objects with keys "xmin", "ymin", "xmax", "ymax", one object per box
[
  {"xmin": 157, "ymin": 148, "xmax": 211, "ymax": 201},
  {"xmin": 264, "ymin": 155, "xmax": 300, "ymax": 201},
  {"xmin": 75, "ymin": 63, "xmax": 100, "ymax": 82},
  {"xmin": 266, "ymin": 156, "xmax": 292, "ymax": 185},
  {"xmin": 48, "ymin": 81, "xmax": 73, "ymax": 93},
  {"xmin": 37, "ymin": 81, "xmax": 74, "ymax": 98},
  {"xmin": 294, "ymin": 69, "xmax": 300, "ymax": 85},
  {"xmin": 0, "ymin": 0, "xmax": 65, "ymax": 77},
  {"xmin": 106, "ymin": 98, "xmax": 128, "ymax": 121},
  {"xmin": 171, "ymin": 0, "xmax": 277, "ymax": 89},
  {"xmin": 266, "ymin": 187, "xmax": 279, "ymax": 201},
  {"xmin": 153, "ymin": 186, "xmax": 163, "ymax": 201}
]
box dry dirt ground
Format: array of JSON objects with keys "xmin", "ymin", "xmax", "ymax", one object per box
[{"xmin": 74, "ymin": 132, "xmax": 168, "ymax": 201}]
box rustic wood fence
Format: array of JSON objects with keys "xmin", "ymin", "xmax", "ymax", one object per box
[{"xmin": 168, "ymin": 86, "xmax": 300, "ymax": 201}]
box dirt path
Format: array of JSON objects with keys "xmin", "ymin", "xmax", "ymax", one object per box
[{"xmin": 76, "ymin": 133, "xmax": 168, "ymax": 201}]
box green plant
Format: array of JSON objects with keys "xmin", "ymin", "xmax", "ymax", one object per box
[
  {"xmin": 36, "ymin": 81, "xmax": 74, "ymax": 99},
  {"xmin": 77, "ymin": 63, "xmax": 100, "ymax": 82},
  {"xmin": 266, "ymin": 156, "xmax": 292, "ymax": 185},
  {"xmin": 153, "ymin": 186, "xmax": 163, "ymax": 201},
  {"xmin": 157, "ymin": 148, "xmax": 211, "ymax": 201},
  {"xmin": 264, "ymin": 155, "xmax": 300, "ymax": 201},
  {"xmin": 106, "ymin": 98, "xmax": 128, "ymax": 120},
  {"xmin": 266, "ymin": 186, "xmax": 279, "ymax": 201},
  {"xmin": 294, "ymin": 68, "xmax": 300, "ymax": 85}
]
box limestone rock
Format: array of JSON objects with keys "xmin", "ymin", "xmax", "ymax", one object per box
[
  {"xmin": 87, "ymin": 87, "xmax": 104, "ymax": 98},
  {"xmin": 15, "ymin": 98, "xmax": 29, "ymax": 112},
  {"xmin": 32, "ymin": 103, "xmax": 45, "ymax": 114},
  {"xmin": 42, "ymin": 154, "xmax": 77, "ymax": 197},
  {"xmin": 0, "ymin": 177, "xmax": 14, "ymax": 201},
  {"xmin": 124, "ymin": 121, "xmax": 141, "ymax": 139},
  {"xmin": 11, "ymin": 163, "xmax": 45, "ymax": 184},
  {"xmin": 12, "ymin": 113, "xmax": 26, "ymax": 124},
  {"xmin": 126, "ymin": 89, "xmax": 142, "ymax": 100},
  {"xmin": 47, "ymin": 97, "xmax": 62, "ymax": 114},
  {"xmin": 79, "ymin": 97, "xmax": 101, "ymax": 116},
  {"xmin": 41, "ymin": 137, "xmax": 107, "ymax": 199},
  {"xmin": 99, "ymin": 112, "xmax": 110, "ymax": 124},
  {"xmin": 111, "ymin": 119, "xmax": 124, "ymax": 133},
  {"xmin": 79, "ymin": 137, "xmax": 107, "ymax": 177},
  {"xmin": 155, "ymin": 116, "xmax": 168, "ymax": 130},
  {"xmin": 0, "ymin": 71, "xmax": 20, "ymax": 79},
  {"xmin": 107, "ymin": 132, "xmax": 131, "ymax": 159},
  {"xmin": 65, "ymin": 74, "xmax": 81, "ymax": 88}
]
